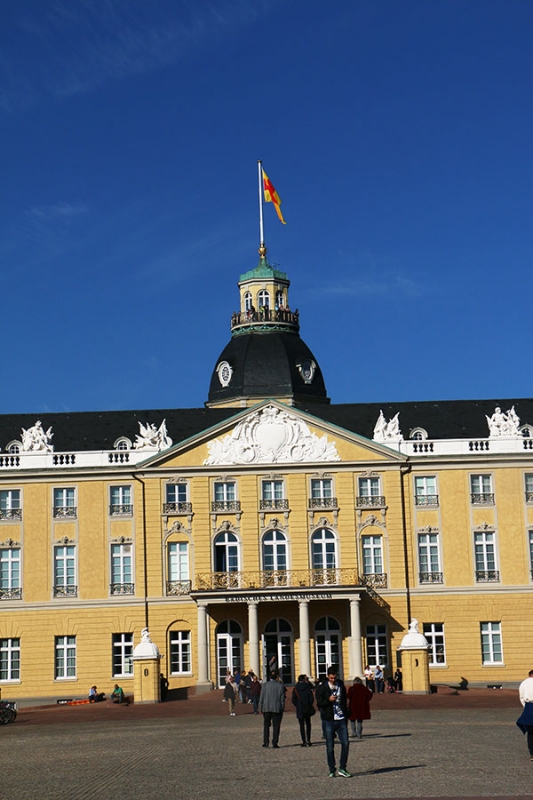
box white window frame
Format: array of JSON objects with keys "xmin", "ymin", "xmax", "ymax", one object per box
[
  {"xmin": 262, "ymin": 530, "xmax": 288, "ymax": 572},
  {"xmin": 53, "ymin": 487, "xmax": 76, "ymax": 518},
  {"xmin": 214, "ymin": 482, "xmax": 236, "ymax": 503},
  {"xmin": 111, "ymin": 543, "xmax": 133, "ymax": 591},
  {"xmin": 0, "ymin": 547, "xmax": 21, "ymax": 597},
  {"xmin": 168, "ymin": 541, "xmax": 189, "ymax": 582},
  {"xmin": 366, "ymin": 624, "xmax": 388, "ymax": 668},
  {"xmin": 55, "ymin": 635, "xmax": 76, "ymax": 679},
  {"xmin": 244, "ymin": 291, "xmax": 253, "ymax": 311},
  {"xmin": 474, "ymin": 531, "xmax": 498, "ymax": 580},
  {"xmin": 423, "ymin": 623, "xmax": 446, "ymax": 665},
  {"xmin": 170, "ymin": 630, "xmax": 192, "ymax": 675},
  {"xmin": 418, "ymin": 532, "xmax": 441, "ymax": 581},
  {"xmin": 362, "ymin": 534, "xmax": 383, "ymax": 575},
  {"xmin": 0, "ymin": 637, "xmax": 20, "ymax": 682},
  {"xmin": 109, "ymin": 485, "xmax": 132, "ymax": 515},
  {"xmin": 0, "ymin": 489, "xmax": 21, "ymax": 520},
  {"xmin": 112, "ymin": 633, "xmax": 133, "ymax": 677},
  {"xmin": 358, "ymin": 477, "xmax": 380, "ymax": 497},
  {"xmin": 311, "ymin": 528, "xmax": 337, "ymax": 571},
  {"xmin": 257, "ymin": 289, "xmax": 270, "ymax": 308},
  {"xmin": 525, "ymin": 474, "xmax": 533, "ymax": 502},
  {"xmin": 166, "ymin": 483, "xmax": 188, "ymax": 504},
  {"xmin": 414, "ymin": 476, "xmax": 438, "ymax": 505},
  {"xmin": 470, "ymin": 474, "xmax": 494, "ymax": 504},
  {"xmin": 262, "ymin": 480, "xmax": 284, "ymax": 501},
  {"xmin": 54, "ymin": 545, "xmax": 76, "ymax": 593},
  {"xmin": 480, "ymin": 621, "xmax": 503, "ymax": 664},
  {"xmin": 310, "ymin": 478, "xmax": 333, "ymax": 500}
]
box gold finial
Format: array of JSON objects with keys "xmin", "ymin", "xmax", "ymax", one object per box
[{"xmin": 258, "ymin": 242, "xmax": 267, "ymax": 259}]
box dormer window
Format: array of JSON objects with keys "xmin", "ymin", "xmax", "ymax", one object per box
[
  {"xmin": 114, "ymin": 438, "xmax": 131, "ymax": 451},
  {"xmin": 521, "ymin": 426, "xmax": 533, "ymax": 438},
  {"xmin": 7, "ymin": 442, "xmax": 21, "ymax": 454},
  {"xmin": 410, "ymin": 428, "xmax": 428, "ymax": 441}
]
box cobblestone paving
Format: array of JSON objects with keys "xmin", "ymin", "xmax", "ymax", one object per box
[{"xmin": 2, "ymin": 701, "xmax": 533, "ymax": 800}]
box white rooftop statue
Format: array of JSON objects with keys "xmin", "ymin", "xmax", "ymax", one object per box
[
  {"xmin": 486, "ymin": 406, "xmax": 521, "ymax": 437},
  {"xmin": 133, "ymin": 419, "xmax": 173, "ymax": 451},
  {"xmin": 21, "ymin": 420, "xmax": 54, "ymax": 452},
  {"xmin": 373, "ymin": 411, "xmax": 403, "ymax": 443}
]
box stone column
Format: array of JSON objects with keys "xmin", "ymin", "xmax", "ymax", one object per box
[
  {"xmin": 196, "ymin": 601, "xmax": 212, "ymax": 693},
  {"xmin": 298, "ymin": 599, "xmax": 311, "ymax": 677},
  {"xmin": 348, "ymin": 595, "xmax": 363, "ymax": 679},
  {"xmin": 248, "ymin": 601, "xmax": 260, "ymax": 676}
]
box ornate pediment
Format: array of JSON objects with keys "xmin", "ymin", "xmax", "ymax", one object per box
[{"xmin": 204, "ymin": 405, "xmax": 340, "ymax": 466}]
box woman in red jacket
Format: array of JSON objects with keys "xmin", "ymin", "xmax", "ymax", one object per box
[{"xmin": 347, "ymin": 677, "xmax": 372, "ymax": 738}]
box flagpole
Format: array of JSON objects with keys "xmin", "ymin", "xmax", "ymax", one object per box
[{"xmin": 258, "ymin": 159, "xmax": 265, "ymax": 252}]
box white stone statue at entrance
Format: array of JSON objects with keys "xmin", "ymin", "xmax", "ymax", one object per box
[{"xmin": 21, "ymin": 420, "xmax": 54, "ymax": 452}]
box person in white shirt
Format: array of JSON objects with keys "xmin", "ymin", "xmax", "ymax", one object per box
[{"xmin": 517, "ymin": 669, "xmax": 533, "ymax": 759}]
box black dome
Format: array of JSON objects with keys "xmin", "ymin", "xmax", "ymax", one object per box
[{"xmin": 207, "ymin": 331, "xmax": 329, "ymax": 406}]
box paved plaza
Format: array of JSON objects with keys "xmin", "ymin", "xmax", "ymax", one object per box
[{"xmin": 2, "ymin": 690, "xmax": 532, "ymax": 800}]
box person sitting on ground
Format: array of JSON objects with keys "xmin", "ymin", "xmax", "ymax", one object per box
[
  {"xmin": 88, "ymin": 685, "xmax": 105, "ymax": 703},
  {"xmin": 111, "ymin": 683, "xmax": 127, "ymax": 704}
]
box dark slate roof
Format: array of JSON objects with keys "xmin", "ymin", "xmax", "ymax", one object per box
[
  {"xmin": 207, "ymin": 331, "xmax": 329, "ymax": 406},
  {"xmin": 1, "ymin": 398, "xmax": 532, "ymax": 454}
]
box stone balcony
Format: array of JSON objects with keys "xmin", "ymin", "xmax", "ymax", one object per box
[
  {"xmin": 230, "ymin": 308, "xmax": 299, "ymax": 336},
  {"xmin": 195, "ymin": 568, "xmax": 386, "ymax": 591}
]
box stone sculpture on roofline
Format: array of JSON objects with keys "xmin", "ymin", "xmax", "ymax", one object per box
[
  {"xmin": 486, "ymin": 406, "xmax": 520, "ymax": 438},
  {"xmin": 373, "ymin": 411, "xmax": 403, "ymax": 443}
]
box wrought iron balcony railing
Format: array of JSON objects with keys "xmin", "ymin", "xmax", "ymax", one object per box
[
  {"xmin": 0, "ymin": 587, "xmax": 22, "ymax": 600},
  {"xmin": 195, "ymin": 567, "xmax": 362, "ymax": 591},
  {"xmin": 415, "ymin": 495, "xmax": 439, "ymax": 507},
  {"xmin": 109, "ymin": 504, "xmax": 133, "ymax": 516},
  {"xmin": 475, "ymin": 570, "xmax": 500, "ymax": 582},
  {"xmin": 0, "ymin": 508, "xmax": 22, "ymax": 520},
  {"xmin": 359, "ymin": 572, "xmax": 388, "ymax": 589},
  {"xmin": 211, "ymin": 500, "xmax": 241, "ymax": 513},
  {"xmin": 53, "ymin": 506, "xmax": 77, "ymax": 519},
  {"xmin": 470, "ymin": 493, "xmax": 494, "ymax": 505},
  {"xmin": 230, "ymin": 308, "xmax": 300, "ymax": 334},
  {"xmin": 110, "ymin": 583, "xmax": 135, "ymax": 595},
  {"xmin": 260, "ymin": 499, "xmax": 289, "ymax": 511},
  {"xmin": 308, "ymin": 497, "xmax": 338, "ymax": 509},
  {"xmin": 166, "ymin": 580, "xmax": 192, "ymax": 596},
  {"xmin": 163, "ymin": 502, "xmax": 193, "ymax": 514},
  {"xmin": 53, "ymin": 584, "xmax": 78, "ymax": 597},
  {"xmin": 419, "ymin": 571, "xmax": 443, "ymax": 584},
  {"xmin": 356, "ymin": 496, "xmax": 386, "ymax": 508}
]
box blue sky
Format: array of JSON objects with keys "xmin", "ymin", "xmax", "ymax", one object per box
[{"xmin": 1, "ymin": 0, "xmax": 532, "ymax": 415}]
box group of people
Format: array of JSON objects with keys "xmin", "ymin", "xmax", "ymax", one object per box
[
  {"xmin": 364, "ymin": 664, "xmax": 402, "ymax": 693},
  {"xmin": 88, "ymin": 684, "xmax": 128, "ymax": 704},
  {"xmin": 223, "ymin": 668, "xmax": 262, "ymax": 715}
]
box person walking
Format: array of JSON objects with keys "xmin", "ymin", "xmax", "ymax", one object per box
[
  {"xmin": 364, "ymin": 664, "xmax": 375, "ymax": 692},
  {"xmin": 347, "ymin": 677, "xmax": 372, "ymax": 738},
  {"xmin": 224, "ymin": 675, "xmax": 238, "ymax": 716},
  {"xmin": 516, "ymin": 669, "xmax": 533, "ymax": 759},
  {"xmin": 374, "ymin": 664, "xmax": 385, "ymax": 694},
  {"xmin": 250, "ymin": 673, "xmax": 262, "ymax": 714},
  {"xmin": 291, "ymin": 674, "xmax": 315, "ymax": 747},
  {"xmin": 315, "ymin": 665, "xmax": 352, "ymax": 778},
  {"xmin": 259, "ymin": 670, "xmax": 286, "ymax": 748}
]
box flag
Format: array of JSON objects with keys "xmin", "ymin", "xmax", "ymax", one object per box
[{"xmin": 262, "ymin": 169, "xmax": 286, "ymax": 224}]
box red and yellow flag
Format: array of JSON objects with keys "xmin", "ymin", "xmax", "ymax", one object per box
[{"xmin": 262, "ymin": 169, "xmax": 286, "ymax": 224}]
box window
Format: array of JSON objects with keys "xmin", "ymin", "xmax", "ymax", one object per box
[
  {"xmin": 357, "ymin": 477, "xmax": 384, "ymax": 507},
  {"xmin": 362, "ymin": 535, "xmax": 383, "ymax": 576},
  {"xmin": 111, "ymin": 544, "xmax": 133, "ymax": 594},
  {"xmin": 244, "ymin": 291, "xmax": 253, "ymax": 311},
  {"xmin": 309, "ymin": 479, "xmax": 336, "ymax": 508},
  {"xmin": 109, "ymin": 485, "xmax": 132, "ymax": 515},
  {"xmin": 54, "ymin": 546, "xmax": 76, "ymax": 596},
  {"xmin": 167, "ymin": 542, "xmax": 190, "ymax": 593},
  {"xmin": 55, "ymin": 636, "xmax": 76, "ymax": 679},
  {"xmin": 262, "ymin": 530, "xmax": 288, "ymax": 572},
  {"xmin": 480, "ymin": 622, "xmax": 503, "ymax": 664},
  {"xmin": 53, "ymin": 488, "xmax": 76, "ymax": 518},
  {"xmin": 212, "ymin": 482, "xmax": 239, "ymax": 512},
  {"xmin": 165, "ymin": 483, "xmax": 191, "ymax": 513},
  {"xmin": 525, "ymin": 474, "xmax": 533, "ymax": 503},
  {"xmin": 423, "ymin": 623, "xmax": 446, "ymax": 665},
  {"xmin": 0, "ymin": 489, "xmax": 21, "ymax": 520},
  {"xmin": 470, "ymin": 475, "xmax": 494, "ymax": 504},
  {"xmin": 418, "ymin": 533, "xmax": 442, "ymax": 583},
  {"xmin": 414, "ymin": 476, "xmax": 438, "ymax": 506},
  {"xmin": 529, "ymin": 531, "xmax": 533, "ymax": 580},
  {"xmin": 214, "ymin": 531, "xmax": 239, "ymax": 574},
  {"xmin": 474, "ymin": 531, "xmax": 499, "ymax": 581},
  {"xmin": 112, "ymin": 633, "xmax": 133, "ymax": 676},
  {"xmin": 366, "ymin": 624, "xmax": 388, "ymax": 667},
  {"xmin": 114, "ymin": 438, "xmax": 131, "ymax": 451},
  {"xmin": 311, "ymin": 528, "xmax": 337, "ymax": 581},
  {"xmin": 257, "ymin": 289, "xmax": 270, "ymax": 308},
  {"xmin": 315, "ymin": 617, "xmax": 341, "ymax": 681},
  {"xmin": 7, "ymin": 442, "xmax": 20, "ymax": 454},
  {"xmin": 0, "ymin": 548, "xmax": 21, "ymax": 599},
  {"xmin": 261, "ymin": 480, "xmax": 287, "ymax": 510},
  {"xmin": 0, "ymin": 638, "xmax": 20, "ymax": 681},
  {"xmin": 410, "ymin": 428, "xmax": 428, "ymax": 440},
  {"xmin": 170, "ymin": 630, "xmax": 192, "ymax": 674},
  {"xmin": 275, "ymin": 290, "xmax": 284, "ymax": 308}
]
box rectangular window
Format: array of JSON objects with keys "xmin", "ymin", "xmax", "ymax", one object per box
[
  {"xmin": 525, "ymin": 474, "xmax": 533, "ymax": 503},
  {"xmin": 0, "ymin": 638, "xmax": 20, "ymax": 681},
  {"xmin": 262, "ymin": 480, "xmax": 284, "ymax": 500},
  {"xmin": 168, "ymin": 542, "xmax": 189, "ymax": 582},
  {"xmin": 53, "ymin": 487, "xmax": 76, "ymax": 518},
  {"xmin": 112, "ymin": 633, "xmax": 133, "ymax": 677},
  {"xmin": 470, "ymin": 475, "xmax": 494, "ymax": 504},
  {"xmin": 54, "ymin": 546, "xmax": 76, "ymax": 596},
  {"xmin": 357, "ymin": 477, "xmax": 384, "ymax": 507},
  {"xmin": 111, "ymin": 544, "xmax": 133, "ymax": 594},
  {"xmin": 423, "ymin": 623, "xmax": 446, "ymax": 665},
  {"xmin": 0, "ymin": 548, "xmax": 21, "ymax": 595},
  {"xmin": 170, "ymin": 630, "xmax": 191, "ymax": 674},
  {"xmin": 0, "ymin": 490, "xmax": 21, "ymax": 520},
  {"xmin": 366, "ymin": 624, "xmax": 387, "ymax": 667},
  {"xmin": 165, "ymin": 483, "xmax": 188, "ymax": 504},
  {"xmin": 418, "ymin": 533, "xmax": 442, "ymax": 583},
  {"xmin": 529, "ymin": 531, "xmax": 533, "ymax": 579},
  {"xmin": 109, "ymin": 485, "xmax": 132, "ymax": 515},
  {"xmin": 480, "ymin": 622, "xmax": 503, "ymax": 664},
  {"xmin": 414, "ymin": 476, "xmax": 438, "ymax": 506},
  {"xmin": 311, "ymin": 479, "xmax": 332, "ymax": 499},
  {"xmin": 214, "ymin": 482, "xmax": 236, "ymax": 502},
  {"xmin": 55, "ymin": 635, "xmax": 76, "ymax": 679},
  {"xmin": 362, "ymin": 535, "xmax": 383, "ymax": 575},
  {"xmin": 474, "ymin": 531, "xmax": 498, "ymax": 581}
]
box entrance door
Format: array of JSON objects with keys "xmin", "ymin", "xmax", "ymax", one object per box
[
  {"xmin": 264, "ymin": 618, "xmax": 293, "ymax": 684},
  {"xmin": 216, "ymin": 621, "xmax": 243, "ymax": 688},
  {"xmin": 315, "ymin": 616, "xmax": 342, "ymax": 681}
]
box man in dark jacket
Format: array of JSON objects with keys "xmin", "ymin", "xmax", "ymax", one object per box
[
  {"xmin": 315, "ymin": 665, "xmax": 352, "ymax": 778},
  {"xmin": 259, "ymin": 671, "xmax": 286, "ymax": 748}
]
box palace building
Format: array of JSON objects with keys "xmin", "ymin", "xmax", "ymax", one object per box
[{"xmin": 1, "ymin": 245, "xmax": 533, "ymax": 700}]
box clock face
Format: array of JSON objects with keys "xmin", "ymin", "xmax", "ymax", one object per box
[
  {"xmin": 299, "ymin": 359, "xmax": 316, "ymax": 384},
  {"xmin": 216, "ymin": 361, "xmax": 233, "ymax": 387}
]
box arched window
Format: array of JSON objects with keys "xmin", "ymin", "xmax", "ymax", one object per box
[
  {"xmin": 262, "ymin": 530, "xmax": 287, "ymax": 572},
  {"xmin": 275, "ymin": 290, "xmax": 284, "ymax": 308},
  {"xmin": 311, "ymin": 528, "xmax": 337, "ymax": 570},
  {"xmin": 257, "ymin": 290, "xmax": 270, "ymax": 308},
  {"xmin": 410, "ymin": 428, "xmax": 428, "ymax": 441},
  {"xmin": 244, "ymin": 292, "xmax": 253, "ymax": 311},
  {"xmin": 314, "ymin": 616, "xmax": 341, "ymax": 680},
  {"xmin": 213, "ymin": 531, "xmax": 239, "ymax": 573},
  {"xmin": 264, "ymin": 618, "xmax": 293, "ymax": 683},
  {"xmin": 114, "ymin": 438, "xmax": 131, "ymax": 451},
  {"xmin": 7, "ymin": 442, "xmax": 20, "ymax": 454}
]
